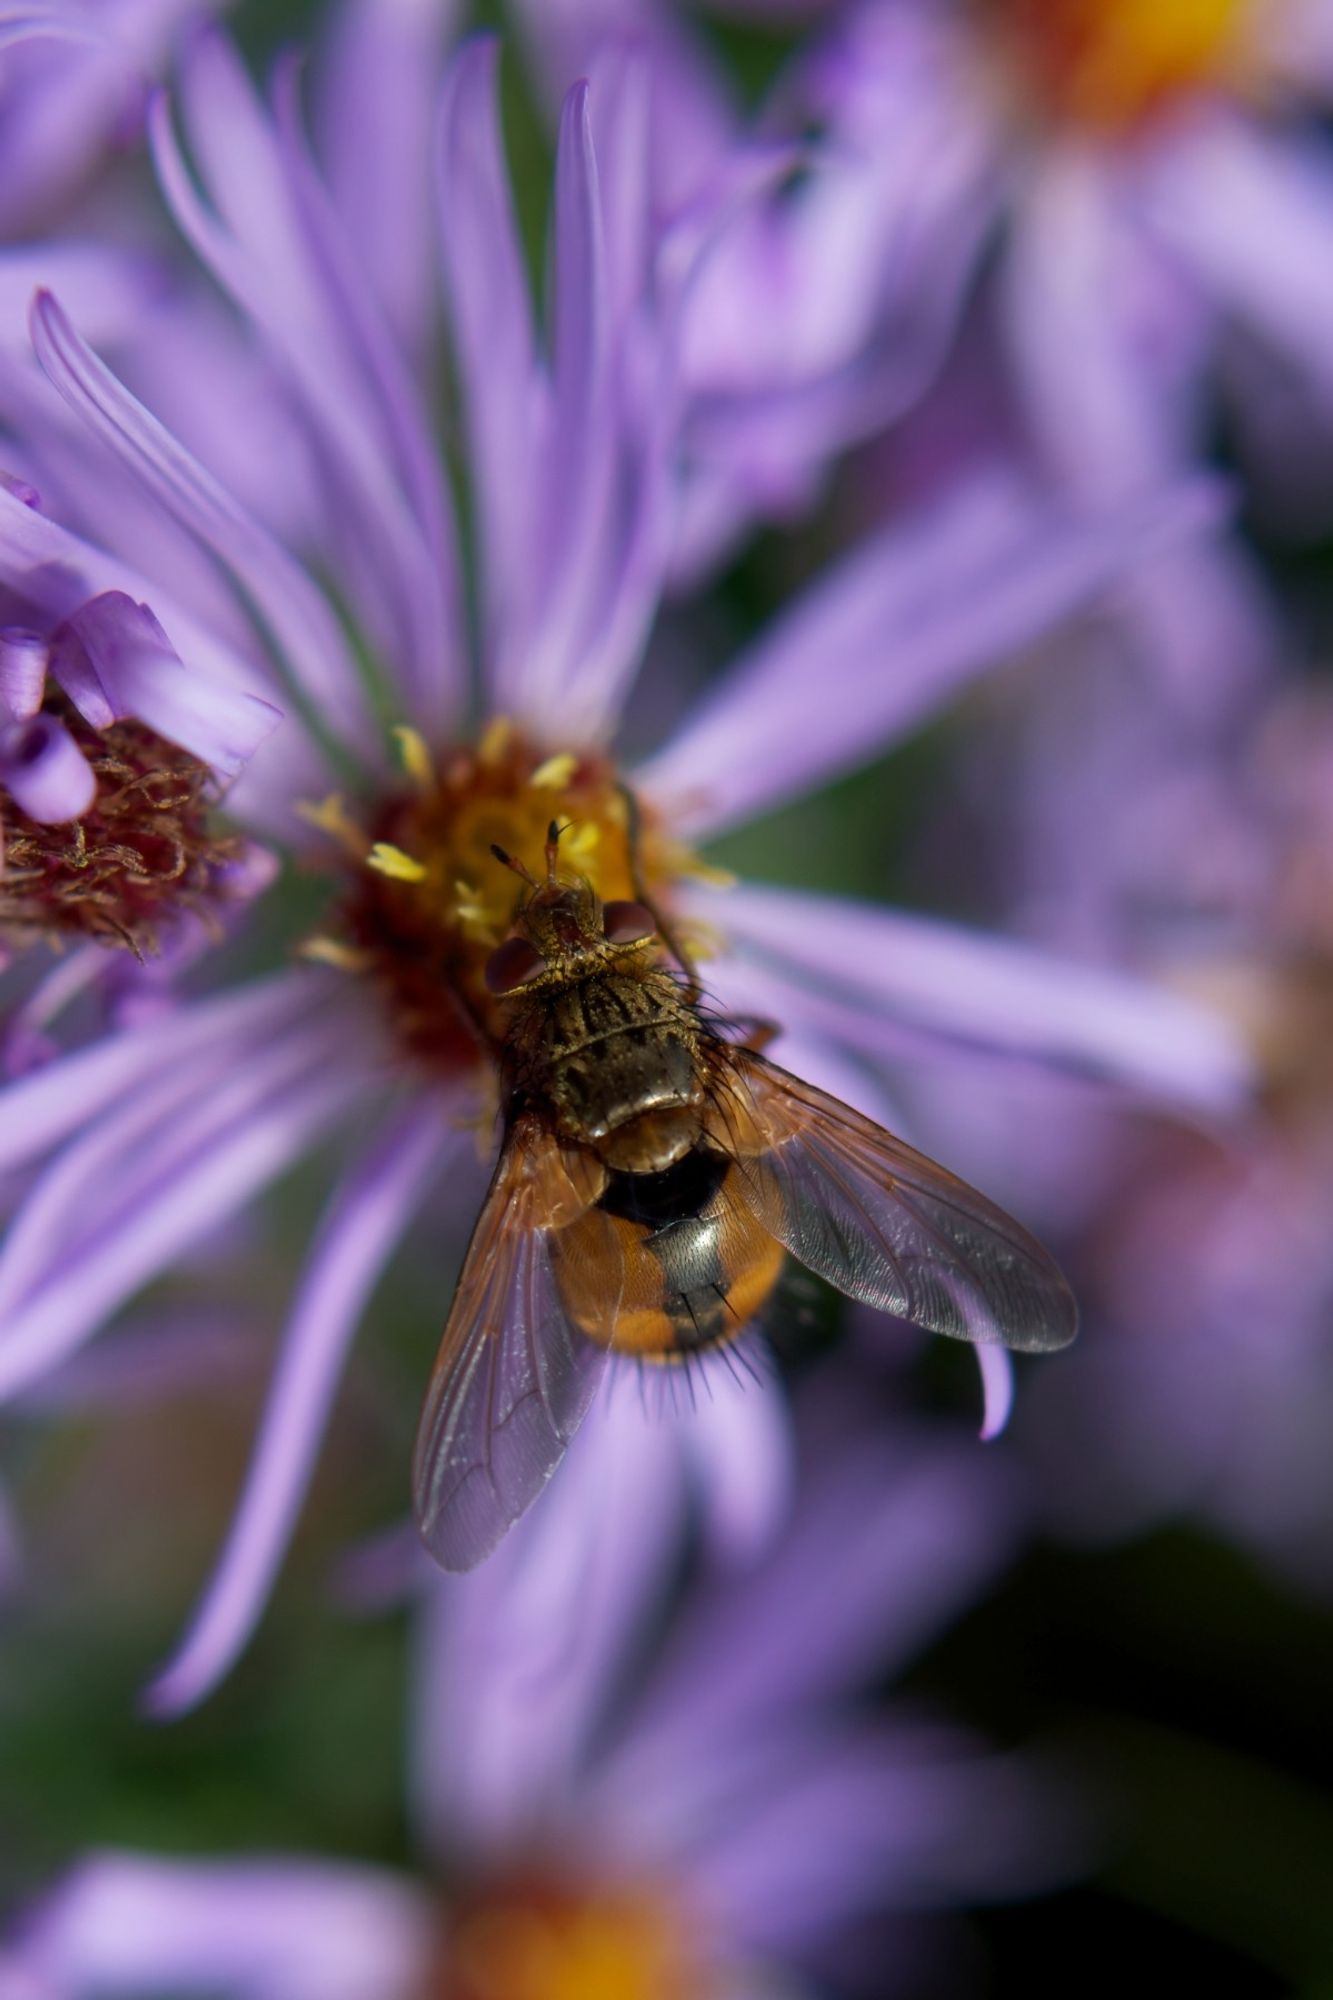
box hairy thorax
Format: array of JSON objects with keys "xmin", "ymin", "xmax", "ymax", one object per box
[{"xmin": 506, "ymin": 965, "xmax": 706, "ymax": 1172}]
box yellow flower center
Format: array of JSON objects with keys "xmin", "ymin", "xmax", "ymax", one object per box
[
  {"xmin": 302, "ymin": 720, "xmax": 720, "ymax": 1079},
  {"xmin": 437, "ymin": 1879, "xmax": 721, "ymax": 2000},
  {"xmin": 982, "ymin": 0, "xmax": 1257, "ymax": 131}
]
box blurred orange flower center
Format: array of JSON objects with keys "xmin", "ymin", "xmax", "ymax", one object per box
[
  {"xmin": 440, "ymin": 1880, "xmax": 715, "ymax": 2000},
  {"xmin": 985, "ymin": 0, "xmax": 1254, "ymax": 130}
]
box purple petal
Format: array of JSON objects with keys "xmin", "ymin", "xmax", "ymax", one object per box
[
  {"xmin": 415, "ymin": 1388, "xmax": 696, "ymax": 1864},
  {"xmin": 502, "ymin": 78, "xmax": 613, "ymax": 722},
  {"xmin": 976, "ymin": 1344, "xmax": 1014, "ymax": 1442},
  {"xmin": 999, "ymin": 149, "xmax": 1276, "ymax": 713},
  {"xmin": 29, "ymin": 289, "xmax": 374, "ymax": 757},
  {"xmin": 435, "ymin": 38, "xmax": 540, "ymax": 669},
  {"xmin": 509, "ymin": 0, "xmax": 736, "ymax": 211},
  {"xmin": 315, "ymin": 0, "xmax": 461, "ymax": 359},
  {"xmin": 1001, "ymin": 150, "xmax": 1204, "ymax": 500},
  {"xmin": 676, "ymin": 1355, "xmax": 793, "ymax": 1562},
  {"xmin": 691, "ymin": 1735, "xmax": 1075, "ymax": 1952},
  {"xmin": 0, "ymin": 627, "xmax": 48, "ymax": 716},
  {"xmin": 1140, "ymin": 115, "xmax": 1333, "ymax": 406},
  {"xmin": 694, "ymin": 882, "xmax": 1252, "ymax": 1114},
  {"xmin": 0, "ymin": 710, "xmax": 93, "ymax": 820},
  {"xmin": 0, "ymin": 973, "xmax": 312, "ymax": 1178},
  {"xmin": 636, "ymin": 471, "xmax": 1227, "ymax": 838},
  {"xmin": 0, "ymin": 0, "xmax": 197, "ymax": 233},
  {"xmin": 268, "ymin": 57, "xmax": 463, "ymax": 735},
  {"xmin": 0, "ymin": 242, "xmax": 168, "ymax": 349},
  {"xmin": 1, "ymin": 940, "xmax": 102, "ymax": 1078},
  {"xmin": 51, "ymin": 590, "xmax": 279, "ymax": 779},
  {"xmin": 146, "ymin": 1100, "xmax": 449, "ymax": 1715},
  {"xmin": 17, "ymin": 1852, "xmax": 431, "ymax": 2000},
  {"xmin": 0, "ymin": 473, "xmax": 269, "ymax": 703},
  {"xmin": 0, "ymin": 992, "xmax": 366, "ymax": 1401},
  {"xmin": 600, "ymin": 1432, "xmax": 1019, "ymax": 1796},
  {"xmin": 150, "ymin": 34, "xmax": 463, "ymax": 734}
]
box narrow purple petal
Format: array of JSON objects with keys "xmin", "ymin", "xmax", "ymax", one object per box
[
  {"xmin": 637, "ymin": 471, "xmax": 1227, "ymax": 838},
  {"xmin": 509, "ymin": 0, "xmax": 736, "ymax": 212},
  {"xmin": 977, "ymin": 1344, "xmax": 1015, "ymax": 1442},
  {"xmin": 29, "ymin": 289, "xmax": 374, "ymax": 757},
  {"xmin": 436, "ymin": 37, "xmax": 540, "ymax": 665},
  {"xmin": 499, "ymin": 79, "xmax": 614, "ymax": 722},
  {"xmin": 0, "ymin": 710, "xmax": 93, "ymax": 820},
  {"xmin": 2, "ymin": 941, "xmax": 102, "ymax": 1078},
  {"xmin": 690, "ymin": 882, "xmax": 1252, "ymax": 1113},
  {"xmin": 18, "ymin": 1853, "xmax": 432, "ymax": 2000},
  {"xmin": 0, "ymin": 627, "xmax": 48, "ymax": 716},
  {"xmin": 0, "ymin": 995, "xmax": 366, "ymax": 1400},
  {"xmin": 316, "ymin": 0, "xmax": 461, "ymax": 358},
  {"xmin": 150, "ymin": 34, "xmax": 464, "ymax": 731},
  {"xmin": 269, "ymin": 57, "xmax": 463, "ymax": 735},
  {"xmin": 146, "ymin": 1100, "xmax": 449, "ymax": 1715},
  {"xmin": 0, "ymin": 973, "xmax": 311, "ymax": 1178}
]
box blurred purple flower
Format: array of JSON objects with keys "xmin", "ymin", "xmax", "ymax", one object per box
[
  {"xmin": 532, "ymin": 0, "xmax": 1333, "ymax": 685},
  {"xmin": 8, "ymin": 1397, "xmax": 1075, "ymax": 1999},
  {"xmin": 1013, "ymin": 684, "xmax": 1333, "ymax": 1588},
  {"xmin": 0, "ymin": 28, "xmax": 1249, "ymax": 1710}
]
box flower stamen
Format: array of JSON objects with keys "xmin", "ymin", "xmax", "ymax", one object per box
[{"xmin": 0, "ymin": 695, "xmax": 241, "ymax": 958}]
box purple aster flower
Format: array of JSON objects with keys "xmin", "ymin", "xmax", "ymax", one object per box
[
  {"xmin": 0, "ymin": 27, "xmax": 1248, "ymax": 1710},
  {"xmin": 6, "ymin": 1394, "xmax": 1075, "ymax": 1999}
]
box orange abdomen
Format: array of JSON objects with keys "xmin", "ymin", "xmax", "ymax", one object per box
[{"xmin": 554, "ymin": 1145, "xmax": 785, "ymax": 1359}]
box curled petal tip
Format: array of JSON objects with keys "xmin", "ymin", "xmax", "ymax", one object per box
[{"xmin": 977, "ymin": 1343, "xmax": 1016, "ymax": 1443}]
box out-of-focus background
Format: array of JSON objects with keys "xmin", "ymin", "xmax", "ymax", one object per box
[{"xmin": 4, "ymin": 1, "xmax": 1333, "ymax": 1994}]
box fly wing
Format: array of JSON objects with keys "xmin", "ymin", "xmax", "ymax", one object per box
[
  {"xmin": 412, "ymin": 1120, "xmax": 614, "ymax": 1571},
  {"xmin": 716, "ymin": 1051, "xmax": 1077, "ymax": 1353}
]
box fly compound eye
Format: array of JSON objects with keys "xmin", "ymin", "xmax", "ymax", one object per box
[
  {"xmin": 484, "ymin": 936, "xmax": 547, "ymax": 995},
  {"xmin": 602, "ymin": 900, "xmax": 657, "ymax": 945}
]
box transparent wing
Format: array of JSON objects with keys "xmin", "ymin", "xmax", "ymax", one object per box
[
  {"xmin": 715, "ymin": 1051, "xmax": 1077, "ymax": 1353},
  {"xmin": 412, "ymin": 1121, "xmax": 612, "ymax": 1571}
]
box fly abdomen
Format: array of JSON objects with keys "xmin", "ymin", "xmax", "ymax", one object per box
[{"xmin": 599, "ymin": 1147, "xmax": 742, "ymax": 1354}]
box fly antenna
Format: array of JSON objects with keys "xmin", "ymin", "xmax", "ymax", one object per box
[
  {"xmin": 544, "ymin": 819, "xmax": 571, "ymax": 888},
  {"xmin": 490, "ymin": 842, "xmax": 538, "ymax": 889}
]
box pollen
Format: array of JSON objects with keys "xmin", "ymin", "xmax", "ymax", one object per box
[
  {"xmin": 366, "ymin": 842, "xmax": 429, "ymax": 883},
  {"xmin": 984, "ymin": 0, "xmax": 1255, "ymax": 131},
  {"xmin": 530, "ymin": 751, "xmax": 579, "ymax": 790},
  {"xmin": 392, "ymin": 724, "xmax": 435, "ymax": 790},
  {"xmin": 309, "ymin": 722, "xmax": 690, "ymax": 1078},
  {"xmin": 0, "ymin": 695, "xmax": 241, "ymax": 958}
]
